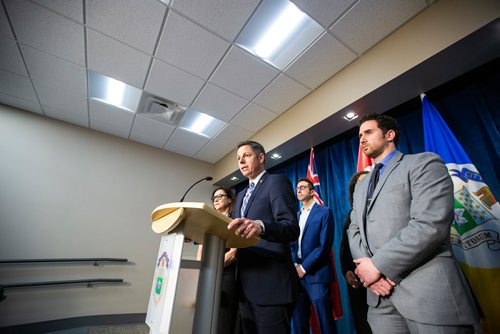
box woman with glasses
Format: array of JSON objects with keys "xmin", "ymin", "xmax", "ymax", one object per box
[{"xmin": 198, "ymin": 186, "xmax": 239, "ymax": 334}]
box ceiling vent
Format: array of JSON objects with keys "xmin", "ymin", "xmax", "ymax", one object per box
[{"xmin": 137, "ymin": 94, "xmax": 186, "ymax": 125}]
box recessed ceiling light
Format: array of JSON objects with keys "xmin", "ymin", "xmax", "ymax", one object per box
[
  {"xmin": 230, "ymin": 176, "xmax": 240, "ymax": 181},
  {"xmin": 343, "ymin": 111, "xmax": 358, "ymax": 121},
  {"xmin": 236, "ymin": 0, "xmax": 322, "ymax": 70},
  {"xmin": 178, "ymin": 110, "xmax": 226, "ymax": 138},
  {"xmin": 89, "ymin": 70, "xmax": 142, "ymax": 112},
  {"xmin": 270, "ymin": 153, "xmax": 282, "ymax": 160}
]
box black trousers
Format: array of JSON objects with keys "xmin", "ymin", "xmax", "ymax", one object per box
[
  {"xmin": 218, "ymin": 267, "xmax": 238, "ymax": 334},
  {"xmin": 239, "ymin": 297, "xmax": 293, "ymax": 334}
]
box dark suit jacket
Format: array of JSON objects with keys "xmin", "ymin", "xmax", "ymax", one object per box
[
  {"xmin": 234, "ymin": 172, "xmax": 299, "ymax": 305},
  {"xmin": 291, "ymin": 203, "xmax": 334, "ymax": 284}
]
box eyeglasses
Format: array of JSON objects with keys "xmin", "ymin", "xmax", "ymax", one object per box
[
  {"xmin": 212, "ymin": 194, "xmax": 227, "ymax": 201},
  {"xmin": 296, "ymin": 185, "xmax": 311, "ymax": 191}
]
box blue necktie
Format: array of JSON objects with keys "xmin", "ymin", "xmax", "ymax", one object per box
[{"xmin": 240, "ymin": 182, "xmax": 255, "ymax": 217}]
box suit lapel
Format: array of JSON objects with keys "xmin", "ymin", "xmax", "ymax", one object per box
[
  {"xmin": 359, "ymin": 151, "xmax": 402, "ymax": 255},
  {"xmin": 358, "ymin": 178, "xmax": 371, "ymax": 253},
  {"xmin": 367, "ymin": 151, "xmax": 403, "ymax": 212},
  {"xmin": 302, "ymin": 203, "xmax": 318, "ymax": 237},
  {"xmin": 241, "ymin": 172, "xmax": 268, "ymax": 217}
]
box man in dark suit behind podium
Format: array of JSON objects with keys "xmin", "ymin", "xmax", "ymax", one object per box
[{"xmin": 228, "ymin": 140, "xmax": 299, "ymax": 334}]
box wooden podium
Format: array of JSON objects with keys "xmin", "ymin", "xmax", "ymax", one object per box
[{"xmin": 145, "ymin": 202, "xmax": 259, "ymax": 334}]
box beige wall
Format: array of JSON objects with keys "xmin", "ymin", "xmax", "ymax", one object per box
[
  {"xmin": 214, "ymin": 0, "xmax": 500, "ymax": 181},
  {"xmin": 0, "ymin": 105, "xmax": 213, "ymax": 326}
]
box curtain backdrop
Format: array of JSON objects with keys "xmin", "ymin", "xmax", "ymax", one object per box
[{"xmin": 268, "ymin": 58, "xmax": 500, "ymax": 333}]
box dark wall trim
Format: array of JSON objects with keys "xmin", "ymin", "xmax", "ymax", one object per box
[{"xmin": 0, "ymin": 313, "xmax": 146, "ymax": 334}]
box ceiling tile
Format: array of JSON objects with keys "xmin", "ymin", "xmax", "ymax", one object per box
[
  {"xmin": 156, "ymin": 11, "xmax": 229, "ymax": 80},
  {"xmin": 0, "ymin": 68, "xmax": 37, "ymax": 102},
  {"xmin": 291, "ymin": 0, "xmax": 357, "ymax": 28},
  {"xmin": 90, "ymin": 121, "xmax": 129, "ymax": 139},
  {"xmin": 0, "ymin": 35, "xmax": 28, "ymax": 76},
  {"xmin": 32, "ymin": 0, "xmax": 84, "ymax": 23},
  {"xmin": 5, "ymin": 0, "xmax": 85, "ymax": 65},
  {"xmin": 165, "ymin": 128, "xmax": 211, "ymax": 156},
  {"xmin": 89, "ymin": 99, "xmax": 134, "ymax": 128},
  {"xmin": 89, "ymin": 100, "xmax": 134, "ymax": 138},
  {"xmin": 210, "ymin": 46, "xmax": 279, "ymax": 100},
  {"xmin": 129, "ymin": 114, "xmax": 175, "ymax": 148},
  {"xmin": 230, "ymin": 103, "xmax": 278, "ymax": 132},
  {"xmin": 192, "ymin": 83, "xmax": 248, "ymax": 122},
  {"xmin": 87, "ymin": 30, "xmax": 150, "ymax": 88},
  {"xmin": 330, "ymin": 0, "xmax": 428, "ymax": 55},
  {"xmin": 0, "ymin": 92, "xmax": 43, "ymax": 114},
  {"xmin": 193, "ymin": 140, "xmax": 233, "ymax": 164},
  {"xmin": 171, "ymin": 0, "xmax": 258, "ymax": 41},
  {"xmin": 253, "ymin": 74, "xmax": 310, "ymax": 114},
  {"xmin": 86, "ymin": 0, "xmax": 165, "ymax": 55},
  {"xmin": 0, "ymin": 5, "xmax": 14, "ymax": 39},
  {"xmin": 43, "ymin": 105, "xmax": 89, "ymax": 127},
  {"xmin": 146, "ymin": 58, "xmax": 205, "ymax": 107},
  {"xmin": 285, "ymin": 32, "xmax": 357, "ymax": 90},
  {"xmin": 22, "ymin": 45, "xmax": 87, "ymax": 95},
  {"xmin": 212, "ymin": 123, "xmax": 253, "ymax": 145},
  {"xmin": 34, "ymin": 82, "xmax": 87, "ymax": 116}
]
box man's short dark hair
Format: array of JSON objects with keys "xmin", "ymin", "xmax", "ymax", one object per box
[
  {"xmin": 359, "ymin": 113, "xmax": 400, "ymax": 145},
  {"xmin": 237, "ymin": 141, "xmax": 266, "ymax": 156},
  {"xmin": 297, "ymin": 178, "xmax": 314, "ymax": 189}
]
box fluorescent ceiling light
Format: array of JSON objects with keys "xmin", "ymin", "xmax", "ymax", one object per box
[
  {"xmin": 253, "ymin": 3, "xmax": 306, "ymax": 59},
  {"xmin": 236, "ymin": 0, "xmax": 322, "ymax": 70},
  {"xmin": 179, "ymin": 110, "xmax": 226, "ymax": 138},
  {"xmin": 89, "ymin": 70, "xmax": 142, "ymax": 112}
]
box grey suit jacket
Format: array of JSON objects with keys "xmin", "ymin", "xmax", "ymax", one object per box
[{"xmin": 348, "ymin": 151, "xmax": 478, "ymax": 325}]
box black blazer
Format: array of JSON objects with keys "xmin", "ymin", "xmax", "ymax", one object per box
[{"xmin": 233, "ymin": 172, "xmax": 299, "ymax": 305}]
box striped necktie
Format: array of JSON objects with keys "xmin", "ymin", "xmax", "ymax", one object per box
[{"xmin": 240, "ymin": 182, "xmax": 255, "ymax": 217}]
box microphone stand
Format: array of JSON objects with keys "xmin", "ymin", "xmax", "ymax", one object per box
[{"xmin": 179, "ymin": 176, "xmax": 213, "ymax": 202}]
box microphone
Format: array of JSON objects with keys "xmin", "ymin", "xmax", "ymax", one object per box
[{"xmin": 179, "ymin": 176, "xmax": 213, "ymax": 202}]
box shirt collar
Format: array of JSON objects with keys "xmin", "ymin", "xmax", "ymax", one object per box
[
  {"xmin": 249, "ymin": 170, "xmax": 266, "ymax": 186},
  {"xmin": 378, "ymin": 150, "xmax": 398, "ymax": 174},
  {"xmin": 301, "ymin": 201, "xmax": 315, "ymax": 212}
]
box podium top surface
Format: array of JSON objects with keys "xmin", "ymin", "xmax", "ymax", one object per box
[{"xmin": 151, "ymin": 202, "xmax": 259, "ymax": 248}]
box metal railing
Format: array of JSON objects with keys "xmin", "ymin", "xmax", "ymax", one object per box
[
  {"xmin": 0, "ymin": 258, "xmax": 129, "ymax": 266},
  {"xmin": 0, "ymin": 258, "xmax": 130, "ymax": 301}
]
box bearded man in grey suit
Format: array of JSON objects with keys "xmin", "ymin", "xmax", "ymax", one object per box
[{"xmin": 348, "ymin": 113, "xmax": 479, "ymax": 333}]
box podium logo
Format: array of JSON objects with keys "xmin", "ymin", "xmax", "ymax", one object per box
[
  {"xmin": 154, "ymin": 251, "xmax": 169, "ymax": 304},
  {"xmin": 155, "ymin": 277, "xmax": 163, "ymax": 294}
]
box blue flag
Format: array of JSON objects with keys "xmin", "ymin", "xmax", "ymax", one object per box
[{"xmin": 422, "ymin": 93, "xmax": 500, "ymax": 332}]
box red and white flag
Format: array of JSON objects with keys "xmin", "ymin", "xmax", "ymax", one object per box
[
  {"xmin": 305, "ymin": 148, "xmax": 343, "ymax": 333},
  {"xmin": 356, "ymin": 144, "xmax": 374, "ymax": 172},
  {"xmin": 307, "ymin": 147, "xmax": 324, "ymax": 206}
]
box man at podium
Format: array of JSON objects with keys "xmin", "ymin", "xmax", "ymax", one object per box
[{"xmin": 228, "ymin": 140, "xmax": 299, "ymax": 334}]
